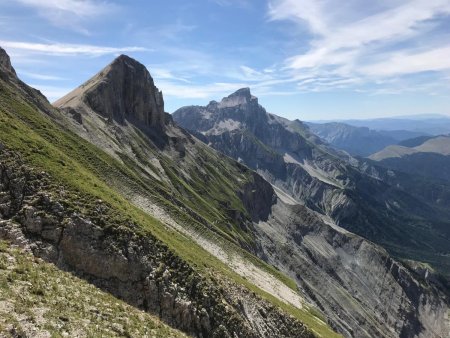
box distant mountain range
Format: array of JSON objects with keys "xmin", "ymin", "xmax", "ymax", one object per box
[
  {"xmin": 369, "ymin": 135, "xmax": 450, "ymax": 182},
  {"xmin": 310, "ymin": 115, "xmax": 450, "ymax": 135},
  {"xmin": 306, "ymin": 122, "xmax": 425, "ymax": 156}
]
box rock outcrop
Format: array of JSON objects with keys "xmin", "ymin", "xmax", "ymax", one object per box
[
  {"xmin": 260, "ymin": 200, "xmax": 450, "ymax": 338},
  {"xmin": 55, "ymin": 54, "xmax": 165, "ymax": 129},
  {"xmin": 0, "ymin": 48, "xmax": 322, "ymax": 337},
  {"xmin": 0, "ymin": 47, "xmax": 17, "ymax": 80}
]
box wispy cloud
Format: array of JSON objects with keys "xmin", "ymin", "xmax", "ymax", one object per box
[
  {"xmin": 17, "ymin": 0, "xmax": 113, "ymax": 17},
  {"xmin": 157, "ymin": 80, "xmax": 247, "ymax": 99},
  {"xmin": 238, "ymin": 65, "xmax": 274, "ymax": 82},
  {"xmin": 0, "ymin": 40, "xmax": 148, "ymax": 57},
  {"xmin": 150, "ymin": 67, "xmax": 192, "ymax": 83},
  {"xmin": 360, "ymin": 47, "xmax": 450, "ymax": 77},
  {"xmin": 29, "ymin": 84, "xmax": 73, "ymax": 102},
  {"xmin": 19, "ymin": 71, "xmax": 66, "ymax": 81},
  {"xmin": 268, "ymin": 0, "xmax": 450, "ymax": 94},
  {"xmin": 160, "ymin": 0, "xmax": 450, "ymax": 101},
  {"xmin": 16, "ymin": 0, "xmax": 116, "ymax": 34}
]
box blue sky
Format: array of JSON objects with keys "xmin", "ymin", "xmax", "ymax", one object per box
[{"xmin": 1, "ymin": 0, "xmax": 450, "ymax": 120}]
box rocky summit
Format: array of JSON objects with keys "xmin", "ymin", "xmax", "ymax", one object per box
[
  {"xmin": 1, "ymin": 50, "xmax": 449, "ymax": 338},
  {"xmin": 55, "ymin": 54, "xmax": 165, "ymax": 129}
]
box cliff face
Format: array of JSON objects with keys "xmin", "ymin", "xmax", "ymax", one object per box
[
  {"xmin": 55, "ymin": 54, "xmax": 165, "ymax": 130},
  {"xmin": 260, "ymin": 200, "xmax": 450, "ymax": 338},
  {"xmin": 0, "ymin": 47, "xmax": 17, "ymax": 80},
  {"xmin": 173, "ymin": 89, "xmax": 450, "ymax": 337}
]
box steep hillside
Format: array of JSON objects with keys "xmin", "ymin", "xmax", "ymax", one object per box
[
  {"xmin": 173, "ymin": 89, "xmax": 450, "ymax": 280},
  {"xmin": 1, "ymin": 48, "xmax": 449, "ymax": 338},
  {"xmin": 0, "ymin": 240, "xmax": 187, "ymax": 337},
  {"xmin": 370, "ymin": 135, "xmax": 450, "ymax": 182}
]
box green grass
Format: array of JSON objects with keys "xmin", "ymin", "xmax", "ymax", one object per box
[
  {"xmin": 0, "ymin": 79, "xmax": 342, "ymax": 337},
  {"xmin": 0, "ymin": 241, "xmax": 187, "ymax": 337}
]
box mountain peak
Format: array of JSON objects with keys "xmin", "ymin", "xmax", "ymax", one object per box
[
  {"xmin": 109, "ymin": 54, "xmax": 143, "ymax": 69},
  {"xmin": 0, "ymin": 47, "xmax": 17, "ymax": 79},
  {"xmin": 56, "ymin": 54, "xmax": 165, "ymax": 129},
  {"xmin": 230, "ymin": 87, "xmax": 252, "ymax": 99},
  {"xmin": 114, "ymin": 54, "xmax": 132, "ymax": 62},
  {"xmin": 219, "ymin": 87, "xmax": 257, "ymax": 108}
]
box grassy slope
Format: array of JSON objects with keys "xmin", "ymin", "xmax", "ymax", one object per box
[
  {"xmin": 0, "ymin": 241, "xmax": 187, "ymax": 337},
  {"xmin": 0, "ymin": 80, "xmax": 341, "ymax": 337}
]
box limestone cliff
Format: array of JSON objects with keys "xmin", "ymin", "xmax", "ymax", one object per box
[{"xmin": 55, "ymin": 54, "xmax": 165, "ymax": 129}]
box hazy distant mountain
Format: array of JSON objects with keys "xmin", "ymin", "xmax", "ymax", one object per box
[
  {"xmin": 377, "ymin": 129, "xmax": 428, "ymax": 141},
  {"xmin": 370, "ymin": 135, "xmax": 450, "ymax": 181},
  {"xmin": 371, "ymin": 135, "xmax": 450, "ymax": 160},
  {"xmin": 397, "ymin": 135, "xmax": 435, "ymax": 147},
  {"xmin": 316, "ymin": 115, "xmax": 450, "ymax": 135},
  {"xmin": 306, "ymin": 122, "xmax": 425, "ymax": 156}
]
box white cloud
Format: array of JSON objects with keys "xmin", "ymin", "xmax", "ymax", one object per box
[
  {"xmin": 361, "ymin": 47, "xmax": 450, "ymax": 77},
  {"xmin": 17, "ymin": 0, "xmax": 112, "ymax": 17},
  {"xmin": 0, "ymin": 40, "xmax": 148, "ymax": 57},
  {"xmin": 150, "ymin": 67, "xmax": 191, "ymax": 83},
  {"xmin": 268, "ymin": 0, "xmax": 328, "ymax": 35},
  {"xmin": 16, "ymin": 0, "xmax": 116, "ymax": 34},
  {"xmin": 158, "ymin": 81, "xmax": 247, "ymax": 99},
  {"xmin": 239, "ymin": 65, "xmax": 274, "ymax": 82},
  {"xmin": 268, "ymin": 0, "xmax": 450, "ymax": 94}
]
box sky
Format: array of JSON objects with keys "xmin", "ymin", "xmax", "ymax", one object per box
[{"xmin": 1, "ymin": 0, "xmax": 450, "ymax": 120}]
